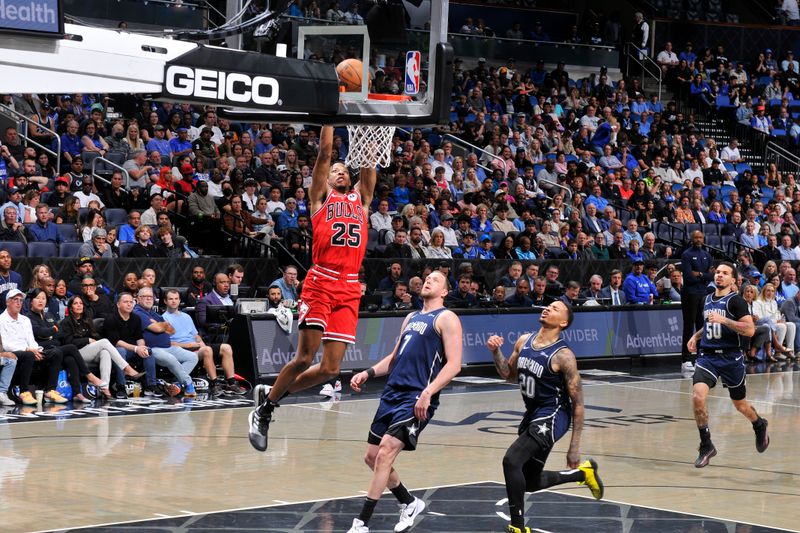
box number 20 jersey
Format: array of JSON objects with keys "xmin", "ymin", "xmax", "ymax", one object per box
[
  {"xmin": 517, "ymin": 335, "xmax": 572, "ymax": 420},
  {"xmin": 310, "ymin": 189, "xmax": 368, "ymax": 275}
]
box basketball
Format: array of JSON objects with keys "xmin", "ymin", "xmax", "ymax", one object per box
[{"xmin": 336, "ymin": 58, "xmax": 369, "ymax": 92}]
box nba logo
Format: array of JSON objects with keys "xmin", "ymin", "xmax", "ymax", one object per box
[{"xmin": 405, "ymin": 51, "xmax": 421, "ymax": 95}]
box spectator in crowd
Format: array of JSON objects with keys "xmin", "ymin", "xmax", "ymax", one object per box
[
  {"xmin": 195, "ymin": 271, "xmax": 234, "ymax": 320},
  {"xmin": 581, "ymin": 275, "xmax": 604, "ymax": 301},
  {"xmin": 0, "ymin": 349, "xmax": 17, "ymax": 406},
  {"xmin": 126, "ymin": 225, "xmax": 165, "ymax": 258},
  {"xmin": 560, "ymin": 281, "xmax": 582, "ymax": 306},
  {"xmin": 67, "ymin": 257, "xmax": 107, "ymax": 297},
  {"xmin": 0, "ymin": 289, "xmax": 66, "ymax": 405},
  {"xmin": 28, "ymin": 203, "xmax": 62, "ymax": 244},
  {"xmin": 623, "ymin": 259, "xmax": 659, "ymax": 304},
  {"xmin": 505, "ymin": 278, "xmax": 533, "ymax": 307},
  {"xmin": 78, "ymin": 275, "xmax": 114, "ymax": 318},
  {"xmin": 133, "ymin": 287, "xmax": 197, "ymax": 397},
  {"xmin": 0, "ymin": 250, "xmax": 23, "ymax": 309},
  {"xmin": 269, "ymin": 266, "xmax": 300, "ymax": 301},
  {"xmin": 377, "ymin": 262, "xmax": 404, "ymax": 291},
  {"xmin": 104, "ymin": 292, "xmax": 161, "ymax": 398},
  {"xmin": 188, "ymin": 265, "xmax": 212, "ymax": 305},
  {"xmin": 384, "ymin": 228, "xmax": 413, "ymax": 259},
  {"xmin": 445, "ymin": 275, "xmax": 477, "ymax": 308},
  {"xmin": 78, "ymin": 228, "xmax": 114, "ymax": 259},
  {"xmin": 162, "ymin": 289, "xmax": 240, "ymax": 396}
]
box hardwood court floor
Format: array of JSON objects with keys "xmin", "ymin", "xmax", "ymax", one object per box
[{"xmin": 0, "ymin": 368, "xmax": 797, "ymax": 532}]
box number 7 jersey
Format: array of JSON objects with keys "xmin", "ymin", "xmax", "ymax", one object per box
[{"xmin": 311, "ymin": 189, "xmax": 368, "ymax": 275}]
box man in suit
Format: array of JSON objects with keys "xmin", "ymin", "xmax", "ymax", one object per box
[
  {"xmin": 196, "ymin": 272, "xmax": 235, "ymax": 335},
  {"xmin": 600, "ymin": 269, "xmax": 627, "ymax": 306},
  {"xmin": 582, "ymin": 203, "xmax": 604, "ymax": 235},
  {"xmin": 581, "ymin": 275, "xmax": 604, "ymax": 301},
  {"xmin": 504, "ymin": 278, "xmax": 533, "ymax": 307},
  {"xmin": 530, "ymin": 276, "xmax": 555, "ymax": 307}
]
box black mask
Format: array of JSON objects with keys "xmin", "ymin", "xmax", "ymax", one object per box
[{"xmin": 114, "ymin": 132, "xmax": 124, "ymax": 139}]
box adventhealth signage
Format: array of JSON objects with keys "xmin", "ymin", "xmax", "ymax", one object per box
[{"xmin": 0, "ymin": 0, "xmax": 62, "ymax": 36}]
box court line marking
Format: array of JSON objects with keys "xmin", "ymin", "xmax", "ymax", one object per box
[
  {"xmin": 6, "ymin": 371, "xmax": 796, "ymax": 427},
  {"xmin": 605, "ymin": 382, "xmax": 800, "ymax": 409},
  {"xmin": 35, "ymin": 480, "xmax": 500, "ymax": 533},
  {"xmin": 529, "ymin": 484, "xmax": 798, "ymax": 532},
  {"xmin": 291, "ymin": 403, "xmax": 352, "ymax": 415},
  {"xmin": 426, "ymin": 511, "xmax": 446, "ymax": 516}
]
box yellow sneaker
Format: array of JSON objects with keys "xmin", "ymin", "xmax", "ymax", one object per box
[
  {"xmin": 18, "ymin": 391, "xmax": 36, "ymax": 406},
  {"xmin": 44, "ymin": 390, "xmax": 68, "ymax": 404},
  {"xmin": 505, "ymin": 525, "xmax": 531, "ymax": 533},
  {"xmin": 578, "ymin": 459, "xmax": 604, "ymax": 500}
]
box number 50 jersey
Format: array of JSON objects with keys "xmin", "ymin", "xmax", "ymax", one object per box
[
  {"xmin": 699, "ymin": 292, "xmax": 750, "ymax": 352},
  {"xmin": 311, "ymin": 189, "xmax": 368, "ymax": 276}
]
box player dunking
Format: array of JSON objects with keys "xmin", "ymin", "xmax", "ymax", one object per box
[
  {"xmin": 487, "ymin": 301, "xmax": 603, "ymax": 533},
  {"xmin": 687, "ymin": 261, "xmax": 769, "ymax": 468},
  {"xmin": 249, "ymin": 126, "xmax": 375, "ymax": 451},
  {"xmin": 347, "ymin": 271, "xmax": 462, "ymax": 533}
]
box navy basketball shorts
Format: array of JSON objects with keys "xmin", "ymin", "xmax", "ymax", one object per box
[
  {"xmin": 368, "ymin": 392, "xmax": 436, "ymax": 451},
  {"xmin": 694, "ymin": 350, "xmax": 747, "ymax": 400},
  {"xmin": 518, "ymin": 408, "xmax": 571, "ymax": 450}
]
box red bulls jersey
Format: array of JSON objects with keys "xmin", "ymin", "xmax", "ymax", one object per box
[{"xmin": 310, "ymin": 189, "xmax": 368, "ymax": 276}]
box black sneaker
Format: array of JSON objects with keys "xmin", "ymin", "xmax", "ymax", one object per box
[
  {"xmin": 113, "ymin": 383, "xmax": 128, "ymax": 400},
  {"xmin": 248, "ymin": 384, "xmax": 274, "ymax": 452},
  {"xmin": 225, "ymin": 381, "xmax": 245, "ymax": 395},
  {"xmin": 209, "ymin": 380, "xmax": 225, "ymax": 397},
  {"xmin": 144, "ymin": 385, "xmax": 164, "ymax": 398},
  {"xmin": 754, "ymin": 418, "xmax": 770, "ymax": 453},
  {"xmin": 695, "ymin": 442, "xmax": 717, "ymax": 468}
]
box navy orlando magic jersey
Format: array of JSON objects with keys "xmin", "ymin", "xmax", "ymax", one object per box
[
  {"xmin": 699, "ymin": 292, "xmax": 749, "ymax": 352},
  {"xmin": 516, "ymin": 335, "xmax": 572, "ymax": 419},
  {"xmin": 385, "ymin": 307, "xmax": 448, "ymax": 405}
]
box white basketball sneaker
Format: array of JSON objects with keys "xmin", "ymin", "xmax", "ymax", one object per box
[
  {"xmin": 347, "ymin": 518, "xmax": 369, "ymax": 533},
  {"xmin": 319, "ymin": 379, "xmax": 342, "ymax": 397},
  {"xmin": 394, "ymin": 497, "xmax": 425, "ymax": 532}
]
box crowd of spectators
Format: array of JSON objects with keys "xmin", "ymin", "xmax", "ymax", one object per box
[
  {"xmin": 0, "ymin": 253, "xmax": 306, "ymax": 406},
  {"xmin": 4, "ymin": 1, "xmax": 800, "ymax": 398}
]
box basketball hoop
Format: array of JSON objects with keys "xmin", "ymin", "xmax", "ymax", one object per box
[{"xmin": 345, "ymin": 93, "xmax": 411, "ymax": 169}]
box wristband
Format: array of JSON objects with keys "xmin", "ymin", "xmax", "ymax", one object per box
[{"xmin": 366, "ymin": 367, "xmax": 376, "ymax": 379}]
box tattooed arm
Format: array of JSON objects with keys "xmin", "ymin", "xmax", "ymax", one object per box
[
  {"xmin": 553, "ymin": 348, "xmax": 583, "ymax": 468},
  {"xmin": 486, "ymin": 333, "xmax": 528, "ymax": 383}
]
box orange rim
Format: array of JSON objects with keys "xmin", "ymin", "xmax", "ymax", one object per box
[{"xmin": 367, "ymin": 93, "xmax": 412, "ymax": 101}]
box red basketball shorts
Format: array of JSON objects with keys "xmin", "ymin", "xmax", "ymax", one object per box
[{"xmin": 297, "ymin": 266, "xmax": 361, "ymax": 344}]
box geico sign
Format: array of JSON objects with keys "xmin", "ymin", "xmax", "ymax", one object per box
[{"xmin": 165, "ymin": 66, "xmax": 280, "ymax": 106}]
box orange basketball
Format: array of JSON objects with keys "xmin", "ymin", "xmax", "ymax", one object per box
[{"xmin": 336, "ymin": 58, "xmax": 369, "ymax": 92}]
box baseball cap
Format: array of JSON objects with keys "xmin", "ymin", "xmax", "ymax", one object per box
[
  {"xmin": 463, "ymin": 230, "xmax": 476, "ymax": 238},
  {"xmin": 8, "ymin": 187, "xmax": 20, "ymax": 195},
  {"xmin": 766, "ymin": 48, "xmax": 773, "ymax": 54},
  {"xmin": 176, "ymin": 127, "xmax": 188, "ymax": 132},
  {"xmin": 91, "ymin": 228, "xmax": 107, "ymax": 239},
  {"xmin": 277, "ymin": 164, "xmax": 288, "ymax": 172},
  {"xmin": 55, "ymin": 176, "xmax": 69, "ymax": 186},
  {"xmin": 441, "ymin": 213, "xmax": 454, "ymax": 221},
  {"xmin": 5, "ymin": 289, "xmax": 23, "ymax": 302},
  {"xmin": 632, "ymin": 258, "xmax": 645, "ymax": 265},
  {"xmin": 392, "ymin": 214, "xmax": 404, "ymax": 221},
  {"xmin": 744, "ymin": 266, "xmax": 762, "ymax": 278},
  {"xmin": 480, "ymin": 234, "xmax": 492, "ymax": 242},
  {"xmin": 495, "ymin": 189, "xmax": 506, "ymax": 197},
  {"xmin": 180, "ymin": 163, "xmax": 194, "ymax": 174},
  {"xmin": 154, "ymin": 124, "xmax": 165, "ymax": 131},
  {"xmin": 478, "ymin": 57, "xmax": 486, "ymax": 62},
  {"xmin": 76, "ymin": 257, "xmax": 94, "ymax": 267},
  {"xmin": 90, "ymin": 103, "xmax": 104, "ymax": 113}
]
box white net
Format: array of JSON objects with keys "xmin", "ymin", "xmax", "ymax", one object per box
[{"xmin": 345, "ymin": 124, "xmax": 396, "ymax": 169}]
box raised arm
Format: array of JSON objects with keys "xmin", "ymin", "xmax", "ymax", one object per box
[
  {"xmin": 486, "ymin": 333, "xmax": 528, "ymax": 383},
  {"xmin": 552, "ymin": 348, "xmax": 583, "ymax": 468},
  {"xmin": 309, "ymin": 126, "xmax": 334, "ymax": 211},
  {"xmin": 358, "ymin": 167, "xmax": 377, "ymax": 211}
]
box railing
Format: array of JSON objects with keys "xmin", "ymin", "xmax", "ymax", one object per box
[
  {"xmin": 284, "ymin": 15, "xmax": 619, "ymax": 68},
  {"xmin": 764, "ymin": 140, "xmax": 800, "ymax": 174},
  {"xmin": 623, "ymin": 42, "xmax": 663, "ymax": 102},
  {"xmin": 441, "ymin": 133, "xmax": 507, "ymax": 177},
  {"xmin": 90, "ymin": 156, "xmax": 130, "ymax": 189},
  {"xmin": 0, "ymin": 104, "xmax": 61, "ymax": 171}
]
